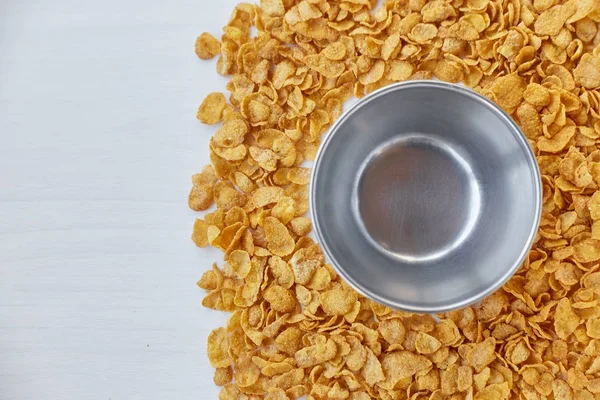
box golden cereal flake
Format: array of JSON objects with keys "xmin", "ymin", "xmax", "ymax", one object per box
[{"xmin": 195, "ymin": 32, "xmax": 220, "ymax": 60}]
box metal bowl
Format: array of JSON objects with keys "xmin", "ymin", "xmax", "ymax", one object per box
[{"xmin": 310, "ymin": 81, "xmax": 541, "ymax": 313}]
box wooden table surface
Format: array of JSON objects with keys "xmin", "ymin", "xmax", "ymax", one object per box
[{"xmin": 0, "ymin": 1, "xmax": 243, "ymax": 398}]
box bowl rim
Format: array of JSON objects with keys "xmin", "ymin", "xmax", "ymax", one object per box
[{"xmin": 309, "ymin": 80, "xmax": 542, "ymax": 313}]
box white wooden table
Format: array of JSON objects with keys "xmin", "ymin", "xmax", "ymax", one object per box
[{"xmin": 0, "ymin": 1, "xmax": 243, "ymax": 398}]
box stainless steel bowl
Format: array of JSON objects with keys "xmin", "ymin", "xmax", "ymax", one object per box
[{"xmin": 310, "ymin": 81, "xmax": 541, "ymax": 313}]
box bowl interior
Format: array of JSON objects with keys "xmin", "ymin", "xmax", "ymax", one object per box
[{"xmin": 311, "ymin": 82, "xmax": 541, "ymax": 313}]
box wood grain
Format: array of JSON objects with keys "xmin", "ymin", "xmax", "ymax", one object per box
[{"xmin": 0, "ymin": 0, "xmax": 240, "ymax": 398}]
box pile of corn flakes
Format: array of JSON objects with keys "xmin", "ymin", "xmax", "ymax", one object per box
[{"xmin": 189, "ymin": 0, "xmax": 600, "ymax": 398}]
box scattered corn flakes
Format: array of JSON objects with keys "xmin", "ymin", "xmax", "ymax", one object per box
[{"xmin": 190, "ymin": 0, "xmax": 600, "ymax": 398}]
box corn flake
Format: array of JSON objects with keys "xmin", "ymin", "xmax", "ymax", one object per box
[
  {"xmin": 228, "ymin": 250, "xmax": 251, "ymax": 279},
  {"xmin": 555, "ymin": 298, "xmax": 581, "ymax": 339},
  {"xmin": 195, "ymin": 32, "xmax": 220, "ymax": 60},
  {"xmin": 574, "ymin": 54, "xmax": 600, "ymax": 89},
  {"xmin": 263, "ymin": 216, "xmax": 295, "ymax": 256},
  {"xmin": 207, "ymin": 327, "xmax": 232, "ymax": 368},
  {"xmin": 213, "ymin": 119, "xmax": 247, "ymax": 148},
  {"xmin": 410, "ymin": 23, "xmax": 439, "ymax": 44},
  {"xmin": 388, "ymin": 60, "xmax": 415, "ymax": 82},
  {"xmin": 197, "ymin": 92, "xmax": 226, "ymax": 125},
  {"xmin": 320, "ymin": 286, "xmax": 358, "ymax": 316},
  {"xmin": 189, "ymin": 166, "xmax": 218, "ymax": 211},
  {"xmin": 535, "ymin": 4, "xmax": 577, "ymax": 36},
  {"xmin": 415, "ymin": 331, "xmax": 442, "ymax": 354},
  {"xmin": 263, "ymin": 284, "xmax": 297, "ymax": 313}
]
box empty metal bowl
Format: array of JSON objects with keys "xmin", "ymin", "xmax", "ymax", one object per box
[{"xmin": 310, "ymin": 81, "xmax": 541, "ymax": 313}]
